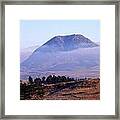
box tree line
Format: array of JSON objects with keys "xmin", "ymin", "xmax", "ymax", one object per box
[
  {"xmin": 20, "ymin": 75, "xmax": 75, "ymax": 100},
  {"xmin": 20, "ymin": 75, "xmax": 100, "ymax": 100},
  {"xmin": 28, "ymin": 75, "xmax": 75, "ymax": 85}
]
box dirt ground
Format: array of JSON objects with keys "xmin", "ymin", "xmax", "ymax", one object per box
[{"xmin": 27, "ymin": 79, "xmax": 100, "ymax": 100}]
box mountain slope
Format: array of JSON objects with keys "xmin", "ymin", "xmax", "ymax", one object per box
[
  {"xmin": 21, "ymin": 34, "xmax": 99, "ymax": 79},
  {"xmin": 34, "ymin": 34, "xmax": 98, "ymax": 53},
  {"xmin": 20, "ymin": 45, "xmax": 39, "ymax": 63}
]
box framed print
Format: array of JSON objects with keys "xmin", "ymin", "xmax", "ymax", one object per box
[{"xmin": 0, "ymin": 0, "xmax": 119, "ymax": 119}]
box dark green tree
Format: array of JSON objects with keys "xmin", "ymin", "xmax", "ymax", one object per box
[
  {"xmin": 28, "ymin": 76, "xmax": 33, "ymax": 85},
  {"xmin": 42, "ymin": 76, "xmax": 46, "ymax": 82}
]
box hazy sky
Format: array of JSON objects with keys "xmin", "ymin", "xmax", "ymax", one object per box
[{"xmin": 20, "ymin": 20, "xmax": 100, "ymax": 49}]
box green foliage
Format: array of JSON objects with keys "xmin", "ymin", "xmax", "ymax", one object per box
[
  {"xmin": 28, "ymin": 76, "xmax": 33, "ymax": 85},
  {"xmin": 20, "ymin": 75, "xmax": 75, "ymax": 100}
]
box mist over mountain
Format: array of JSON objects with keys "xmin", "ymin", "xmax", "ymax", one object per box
[
  {"xmin": 21, "ymin": 34, "xmax": 99, "ymax": 80},
  {"xmin": 20, "ymin": 45, "xmax": 39, "ymax": 63}
]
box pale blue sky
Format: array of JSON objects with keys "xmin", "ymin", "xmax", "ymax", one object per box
[{"xmin": 20, "ymin": 20, "xmax": 100, "ymax": 49}]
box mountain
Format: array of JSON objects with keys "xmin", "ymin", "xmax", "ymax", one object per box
[
  {"xmin": 21, "ymin": 34, "xmax": 99, "ymax": 80},
  {"xmin": 20, "ymin": 45, "xmax": 39, "ymax": 63},
  {"xmin": 34, "ymin": 34, "xmax": 98, "ymax": 53}
]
